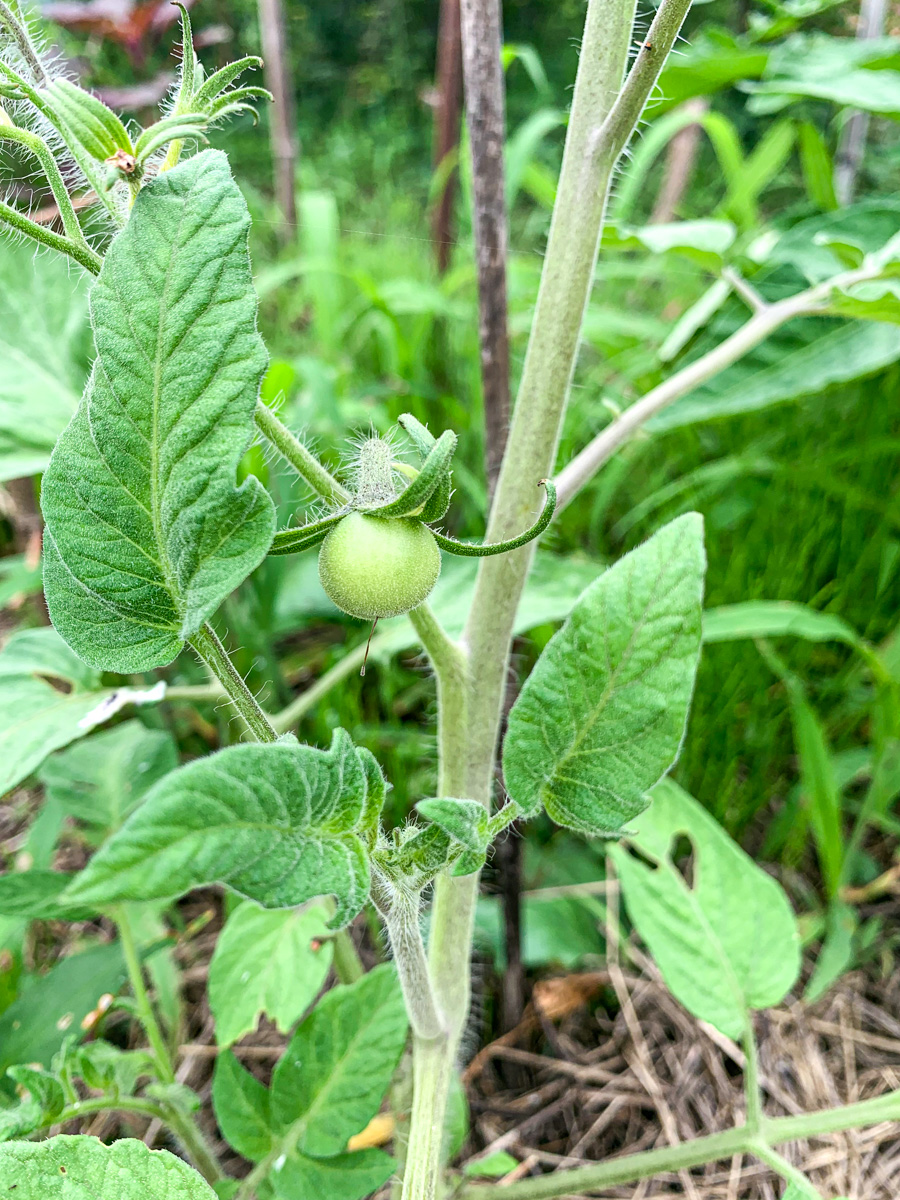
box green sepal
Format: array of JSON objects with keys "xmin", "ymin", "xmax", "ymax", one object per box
[
  {"xmin": 431, "ymin": 480, "xmax": 556, "ymax": 557},
  {"xmin": 398, "ymin": 413, "xmax": 452, "ymax": 521},
  {"xmin": 41, "ymin": 78, "xmax": 133, "ymax": 160},
  {"xmin": 363, "ymin": 430, "xmax": 456, "ymax": 520},
  {"xmin": 133, "ymin": 112, "xmax": 208, "ymax": 163},
  {"xmin": 269, "ymin": 511, "xmax": 347, "ymax": 556},
  {"xmin": 194, "ymin": 56, "xmax": 264, "ymax": 107}
]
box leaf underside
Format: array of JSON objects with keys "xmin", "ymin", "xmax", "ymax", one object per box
[
  {"xmin": 611, "ymin": 779, "xmax": 801, "ymax": 1038},
  {"xmin": 64, "ymin": 729, "xmax": 384, "ymax": 928},
  {"xmin": 502, "ymin": 513, "xmax": 706, "ymax": 835},
  {"xmin": 42, "ymin": 149, "xmax": 275, "ymax": 672}
]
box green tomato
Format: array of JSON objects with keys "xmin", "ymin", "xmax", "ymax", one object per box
[{"xmin": 318, "ymin": 512, "xmax": 441, "ymax": 620}]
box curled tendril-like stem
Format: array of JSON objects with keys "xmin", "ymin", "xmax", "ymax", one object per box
[{"xmin": 430, "ymin": 480, "xmax": 556, "ymax": 557}]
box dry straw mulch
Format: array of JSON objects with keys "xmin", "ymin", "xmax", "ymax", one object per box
[{"xmin": 464, "ymin": 943, "xmax": 900, "ymax": 1198}]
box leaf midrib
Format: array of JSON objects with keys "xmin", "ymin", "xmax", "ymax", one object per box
[{"xmin": 149, "ymin": 183, "xmax": 192, "ymax": 617}]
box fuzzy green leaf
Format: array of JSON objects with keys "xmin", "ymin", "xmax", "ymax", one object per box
[
  {"xmin": 271, "ymin": 1149, "xmax": 395, "ymax": 1200},
  {"xmin": 63, "ymin": 730, "xmax": 384, "ymax": 928},
  {"xmin": 414, "ymin": 798, "xmax": 488, "ymax": 853},
  {"xmin": 0, "ymin": 870, "xmax": 92, "ymax": 921},
  {"xmin": 611, "ymin": 779, "xmax": 801, "ymax": 1038},
  {"xmin": 271, "ymin": 964, "xmax": 408, "ymax": 1158},
  {"xmin": 212, "ymin": 1052, "xmax": 273, "ymax": 1162},
  {"xmin": 0, "ymin": 1136, "xmax": 216, "ymax": 1198},
  {"xmin": 503, "ymin": 514, "xmax": 705, "ymax": 835},
  {"xmin": 0, "ymin": 1066, "xmax": 64, "ymax": 1141},
  {"xmin": 0, "ymin": 244, "xmax": 90, "ymax": 483},
  {"xmin": 40, "ymin": 720, "xmax": 178, "ymax": 835},
  {"xmin": 209, "ymin": 902, "xmax": 334, "ymax": 1046},
  {"xmin": 43, "ymin": 150, "xmax": 275, "ymax": 672}
]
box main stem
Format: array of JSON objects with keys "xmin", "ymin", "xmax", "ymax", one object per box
[{"xmin": 399, "ymin": 0, "xmax": 693, "ymax": 1194}]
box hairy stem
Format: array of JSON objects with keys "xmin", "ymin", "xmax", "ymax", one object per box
[
  {"xmin": 0, "ymin": 198, "xmax": 101, "ymax": 275},
  {"xmin": 401, "ymin": 1035, "xmax": 454, "ymax": 1200},
  {"xmin": 375, "ymin": 882, "xmax": 445, "ymax": 1041},
  {"xmin": 189, "ymin": 623, "xmax": 279, "ymax": 742},
  {"xmin": 0, "ymin": 0, "xmax": 48, "ymax": 83},
  {"xmin": 254, "ymin": 399, "xmax": 350, "ymax": 505},
  {"xmin": 458, "ymin": 1089, "xmax": 900, "ymax": 1199},
  {"xmin": 397, "ymin": 0, "xmax": 665, "ymax": 1192},
  {"xmin": 57, "ymin": 1096, "xmax": 170, "ymax": 1126},
  {"xmin": 553, "ymin": 262, "xmax": 888, "ymax": 509},
  {"xmin": 398, "ymin": 605, "xmax": 469, "ymax": 1200},
  {"xmin": 0, "ymin": 125, "xmax": 94, "ymax": 254},
  {"xmin": 115, "ymin": 906, "xmax": 175, "ymax": 1084},
  {"xmin": 162, "ymin": 1105, "xmax": 225, "ymax": 1186},
  {"xmin": 461, "ymin": 0, "xmax": 641, "ymax": 803}
]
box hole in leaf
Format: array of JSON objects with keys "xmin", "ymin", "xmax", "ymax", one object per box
[
  {"xmin": 669, "ymin": 833, "xmax": 698, "ymax": 891},
  {"xmin": 42, "ymin": 674, "xmax": 73, "ymax": 695}
]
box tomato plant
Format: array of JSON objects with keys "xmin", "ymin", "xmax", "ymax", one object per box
[{"xmin": 0, "ymin": 2, "xmax": 899, "ymax": 1199}]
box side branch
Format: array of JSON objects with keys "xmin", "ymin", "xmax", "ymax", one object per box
[
  {"xmin": 553, "ymin": 264, "xmax": 889, "ymax": 510},
  {"xmin": 594, "ymin": 0, "xmax": 695, "ymax": 167},
  {"xmin": 0, "ymin": 198, "xmax": 102, "ymax": 274},
  {"xmin": 458, "ymin": 1088, "xmax": 900, "ymax": 1200}
]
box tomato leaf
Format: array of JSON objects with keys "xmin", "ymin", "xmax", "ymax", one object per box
[
  {"xmin": 0, "ymin": 629, "xmax": 173, "ymax": 795},
  {"xmin": 0, "ymin": 1136, "xmax": 216, "ymax": 1198},
  {"xmin": 270, "ymin": 965, "xmax": 407, "ymax": 1158},
  {"xmin": 611, "ymin": 779, "xmax": 800, "ymax": 1039},
  {"xmin": 212, "ymin": 1051, "xmax": 273, "ymax": 1162},
  {"xmin": 39, "ymin": 720, "xmax": 178, "ymax": 835},
  {"xmin": 63, "ymin": 730, "xmax": 384, "ymax": 928},
  {"xmin": 42, "ymin": 149, "xmax": 275, "ymax": 673},
  {"xmin": 209, "ymin": 902, "xmax": 334, "ymax": 1046},
  {"xmin": 503, "ymin": 514, "xmax": 705, "ymax": 835},
  {"xmin": 270, "ymin": 1148, "xmax": 395, "ymax": 1200}
]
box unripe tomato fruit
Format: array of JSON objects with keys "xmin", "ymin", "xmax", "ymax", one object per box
[{"xmin": 318, "ymin": 513, "xmax": 441, "ymax": 619}]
